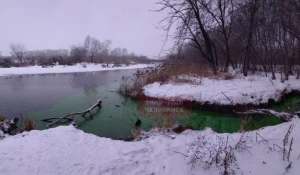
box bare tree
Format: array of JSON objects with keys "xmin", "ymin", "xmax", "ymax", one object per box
[
  {"xmin": 156, "ymin": 0, "xmax": 220, "ymax": 74},
  {"xmin": 70, "ymin": 45, "xmax": 86, "ymax": 63},
  {"xmin": 9, "ymin": 43, "xmax": 27, "ymax": 63},
  {"xmin": 240, "ymin": 0, "xmax": 260, "ymax": 76},
  {"xmin": 110, "ymin": 47, "xmax": 122, "ymax": 57},
  {"xmin": 101, "ymin": 40, "xmax": 112, "ymax": 56},
  {"xmin": 84, "ymin": 35, "xmax": 102, "ymax": 63},
  {"xmin": 200, "ymin": 0, "xmax": 236, "ymax": 71}
]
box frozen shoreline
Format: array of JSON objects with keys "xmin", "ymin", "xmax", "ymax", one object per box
[
  {"xmin": 143, "ymin": 74, "xmax": 300, "ymax": 105},
  {"xmin": 0, "ymin": 119, "xmax": 299, "ymax": 175},
  {"xmin": 0, "ymin": 63, "xmax": 153, "ymax": 76}
]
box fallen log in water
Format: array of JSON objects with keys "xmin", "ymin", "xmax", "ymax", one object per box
[
  {"xmin": 236, "ymin": 109, "xmax": 297, "ymax": 122},
  {"xmin": 42, "ymin": 99, "xmax": 102, "ymax": 127}
]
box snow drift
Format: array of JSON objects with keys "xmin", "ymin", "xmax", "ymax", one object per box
[
  {"xmin": 143, "ymin": 74, "xmax": 300, "ymax": 105},
  {"xmin": 0, "ymin": 63, "xmax": 153, "ymax": 76},
  {"xmin": 0, "ymin": 119, "xmax": 299, "ymax": 175}
]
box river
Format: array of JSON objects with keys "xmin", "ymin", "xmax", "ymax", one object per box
[{"xmin": 1, "ymin": 69, "xmax": 297, "ymax": 139}]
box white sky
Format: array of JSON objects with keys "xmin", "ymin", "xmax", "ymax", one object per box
[{"xmin": 0, "ymin": 0, "xmax": 170, "ymax": 58}]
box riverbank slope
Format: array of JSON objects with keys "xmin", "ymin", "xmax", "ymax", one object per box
[
  {"xmin": 0, "ymin": 118, "xmax": 299, "ymax": 175},
  {"xmin": 0, "ymin": 63, "xmax": 153, "ymax": 76},
  {"xmin": 143, "ymin": 74, "xmax": 300, "ymax": 106}
]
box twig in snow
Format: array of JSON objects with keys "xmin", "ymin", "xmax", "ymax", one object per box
[
  {"xmin": 221, "ymin": 92, "xmax": 233, "ymax": 105},
  {"xmin": 273, "ymin": 144, "xmax": 283, "ymax": 152},
  {"xmin": 287, "ymin": 137, "xmax": 293, "ymax": 162},
  {"xmin": 235, "ymin": 132, "xmax": 252, "ymax": 155},
  {"xmin": 285, "ymin": 162, "xmax": 292, "ymax": 172},
  {"xmin": 256, "ymin": 133, "xmax": 268, "ymax": 143},
  {"xmin": 171, "ymin": 150, "xmax": 189, "ymax": 158}
]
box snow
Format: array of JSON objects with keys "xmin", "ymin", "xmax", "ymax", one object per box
[
  {"xmin": 0, "ymin": 63, "xmax": 153, "ymax": 76},
  {"xmin": 143, "ymin": 74, "xmax": 300, "ymax": 105},
  {"xmin": 0, "ymin": 119, "xmax": 299, "ymax": 175}
]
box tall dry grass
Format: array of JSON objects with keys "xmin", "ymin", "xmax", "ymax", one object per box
[{"xmin": 119, "ymin": 62, "xmax": 215, "ymax": 97}]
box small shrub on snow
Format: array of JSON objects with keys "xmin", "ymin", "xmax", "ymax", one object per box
[
  {"xmin": 188, "ymin": 133, "xmax": 243, "ymax": 175},
  {"xmin": 222, "ymin": 73, "xmax": 234, "ymax": 80}
]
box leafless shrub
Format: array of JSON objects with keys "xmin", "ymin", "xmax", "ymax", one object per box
[
  {"xmin": 283, "ymin": 124, "xmax": 294, "ymax": 162},
  {"xmin": 0, "ymin": 59, "xmax": 13, "ymax": 68},
  {"xmin": 189, "ymin": 134, "xmax": 243, "ymax": 175},
  {"xmin": 37, "ymin": 58, "xmax": 55, "ymax": 67}
]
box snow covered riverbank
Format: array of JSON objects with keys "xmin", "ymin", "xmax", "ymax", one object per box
[
  {"xmin": 0, "ymin": 119, "xmax": 299, "ymax": 175},
  {"xmin": 0, "ymin": 63, "xmax": 153, "ymax": 76},
  {"xmin": 143, "ymin": 74, "xmax": 300, "ymax": 105}
]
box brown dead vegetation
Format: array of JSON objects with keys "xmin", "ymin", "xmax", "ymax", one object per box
[
  {"xmin": 0, "ymin": 116, "xmax": 5, "ymax": 122},
  {"xmin": 119, "ymin": 62, "xmax": 227, "ymax": 98},
  {"xmin": 20, "ymin": 118, "xmax": 36, "ymax": 133}
]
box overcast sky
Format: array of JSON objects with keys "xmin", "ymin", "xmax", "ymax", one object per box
[{"xmin": 0, "ymin": 0, "xmax": 170, "ymax": 58}]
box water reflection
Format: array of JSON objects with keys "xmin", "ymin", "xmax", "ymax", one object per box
[
  {"xmin": 0, "ymin": 70, "xmax": 136, "ymax": 118},
  {"xmin": 83, "ymin": 87, "xmax": 99, "ymax": 96}
]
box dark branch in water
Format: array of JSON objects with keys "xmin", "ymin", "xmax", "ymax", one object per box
[
  {"xmin": 42, "ymin": 117, "xmax": 74, "ymax": 122},
  {"xmin": 42, "ymin": 99, "xmax": 102, "ymax": 127},
  {"xmin": 236, "ymin": 109, "xmax": 297, "ymax": 122}
]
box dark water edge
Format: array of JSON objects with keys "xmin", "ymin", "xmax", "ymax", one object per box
[{"xmin": 190, "ymin": 90, "xmax": 300, "ymax": 113}]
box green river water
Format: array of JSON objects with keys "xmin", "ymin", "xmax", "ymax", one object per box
[{"xmin": 1, "ymin": 70, "xmax": 299, "ymax": 139}]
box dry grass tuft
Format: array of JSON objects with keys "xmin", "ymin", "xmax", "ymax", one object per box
[
  {"xmin": 20, "ymin": 118, "xmax": 36, "ymax": 132},
  {"xmin": 0, "ymin": 116, "xmax": 5, "ymax": 122}
]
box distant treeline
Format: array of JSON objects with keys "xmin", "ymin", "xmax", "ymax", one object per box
[
  {"xmin": 0, "ymin": 35, "xmax": 151, "ymax": 68},
  {"xmin": 158, "ymin": 0, "xmax": 300, "ymax": 79}
]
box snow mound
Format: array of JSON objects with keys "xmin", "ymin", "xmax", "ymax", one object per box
[
  {"xmin": 143, "ymin": 74, "xmax": 300, "ymax": 105},
  {"xmin": 0, "ymin": 119, "xmax": 300, "ymax": 175}
]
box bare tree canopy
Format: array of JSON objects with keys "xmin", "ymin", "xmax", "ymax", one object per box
[
  {"xmin": 157, "ymin": 0, "xmax": 300, "ymax": 77},
  {"xmin": 9, "ymin": 43, "xmax": 26, "ymax": 63}
]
